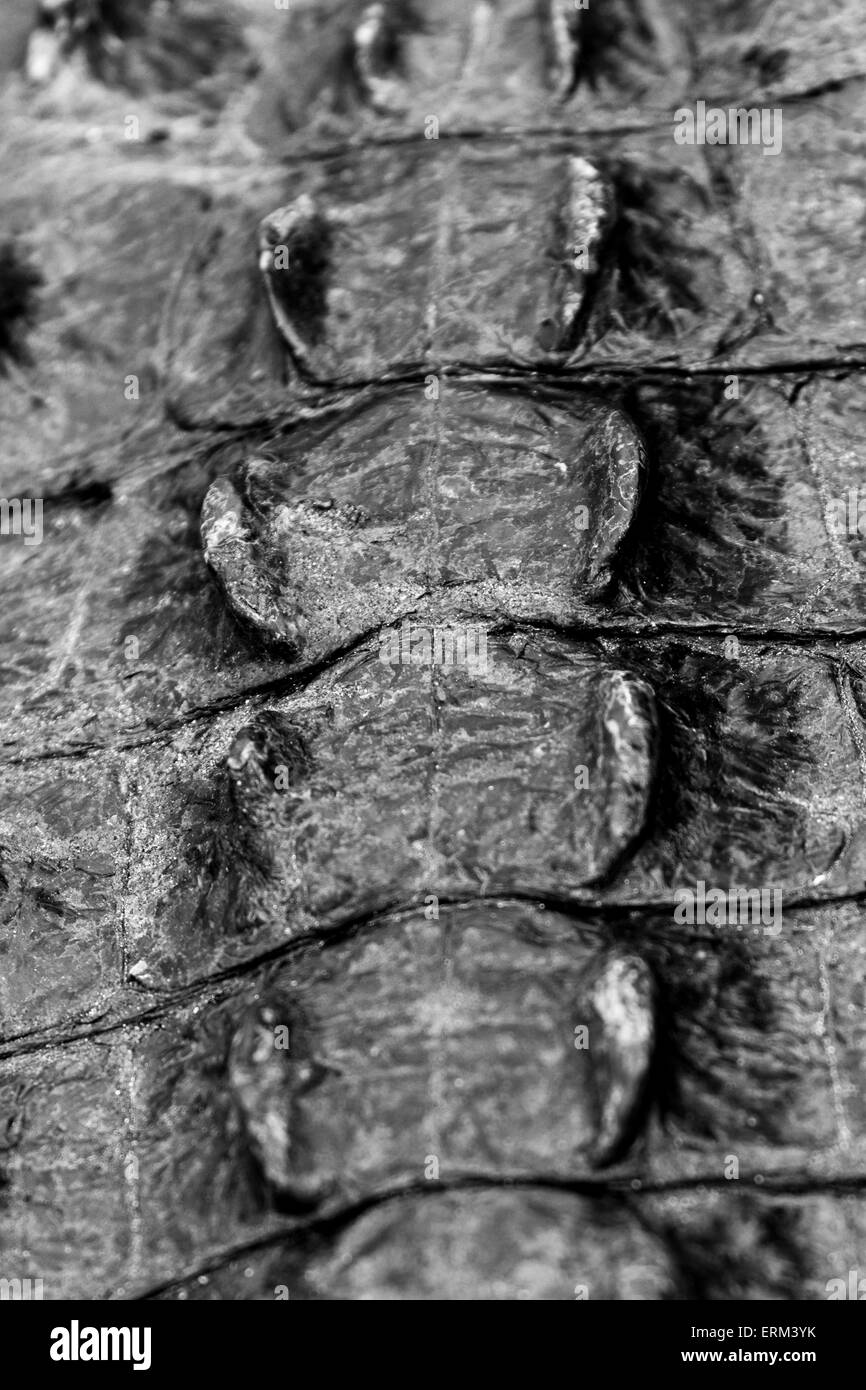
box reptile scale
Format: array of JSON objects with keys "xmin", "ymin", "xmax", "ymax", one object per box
[{"xmin": 1, "ymin": 0, "xmax": 866, "ymax": 1300}]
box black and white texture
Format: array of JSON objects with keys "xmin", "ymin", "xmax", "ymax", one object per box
[{"xmin": 1, "ymin": 0, "xmax": 866, "ymax": 1300}]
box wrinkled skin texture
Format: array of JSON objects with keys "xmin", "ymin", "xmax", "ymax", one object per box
[{"xmin": 1, "ymin": 0, "xmax": 866, "ymax": 1301}]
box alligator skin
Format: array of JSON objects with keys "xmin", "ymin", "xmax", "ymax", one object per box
[{"xmin": 1, "ymin": 0, "xmax": 866, "ymax": 1300}]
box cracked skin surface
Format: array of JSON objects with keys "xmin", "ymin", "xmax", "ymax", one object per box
[{"xmin": 1, "ymin": 0, "xmax": 866, "ymax": 1300}]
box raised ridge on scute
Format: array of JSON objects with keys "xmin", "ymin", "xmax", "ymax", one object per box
[
  {"xmin": 249, "ymin": 0, "xmax": 585, "ymax": 137},
  {"xmin": 214, "ymin": 633, "xmax": 656, "ymax": 934},
  {"xmin": 201, "ymin": 382, "xmax": 645, "ymax": 661},
  {"xmin": 227, "ymin": 904, "xmax": 656, "ymax": 1206},
  {"xmin": 257, "ymin": 148, "xmax": 613, "ymax": 379}
]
